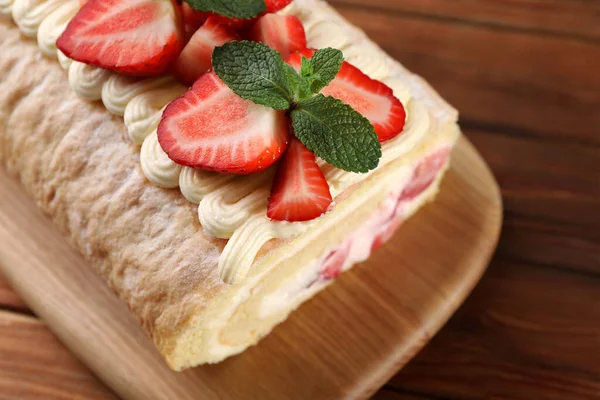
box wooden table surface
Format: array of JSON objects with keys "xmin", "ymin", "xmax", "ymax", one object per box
[{"xmin": 1, "ymin": 1, "xmax": 599, "ymax": 399}]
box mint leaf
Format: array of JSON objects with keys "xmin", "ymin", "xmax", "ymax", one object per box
[
  {"xmin": 309, "ymin": 48, "xmax": 344, "ymax": 93},
  {"xmin": 213, "ymin": 43, "xmax": 381, "ymax": 173},
  {"xmin": 291, "ymin": 95, "xmax": 381, "ymax": 173},
  {"xmin": 213, "ymin": 41, "xmax": 292, "ymax": 110},
  {"xmin": 183, "ymin": 0, "xmax": 266, "ymax": 19},
  {"xmin": 300, "ymin": 57, "xmax": 314, "ymax": 79},
  {"xmin": 284, "ymin": 64, "xmax": 312, "ymax": 102}
]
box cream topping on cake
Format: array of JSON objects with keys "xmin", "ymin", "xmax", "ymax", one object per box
[
  {"xmin": 11, "ymin": 0, "xmax": 63, "ymax": 37},
  {"xmin": 4, "ymin": 0, "xmax": 459, "ymax": 284},
  {"xmin": 0, "ymin": 0, "xmax": 14, "ymax": 15},
  {"xmin": 56, "ymin": 48, "xmax": 72, "ymax": 68},
  {"xmin": 101, "ymin": 74, "xmax": 174, "ymax": 116},
  {"xmin": 179, "ymin": 168, "xmax": 235, "ymax": 204},
  {"xmin": 140, "ymin": 130, "xmax": 182, "ymax": 189},
  {"xmin": 36, "ymin": 0, "xmax": 76, "ymax": 55},
  {"xmin": 124, "ymin": 84, "xmax": 187, "ymax": 145},
  {"xmin": 68, "ymin": 61, "xmax": 112, "ymax": 101}
]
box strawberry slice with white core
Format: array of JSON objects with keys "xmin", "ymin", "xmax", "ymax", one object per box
[
  {"xmin": 267, "ymin": 138, "xmax": 333, "ymax": 222},
  {"xmin": 57, "ymin": 0, "xmax": 184, "ymax": 77},
  {"xmin": 158, "ymin": 71, "xmax": 289, "ymax": 174},
  {"xmin": 288, "ymin": 49, "xmax": 406, "ymax": 142},
  {"xmin": 251, "ymin": 14, "xmax": 306, "ymax": 61},
  {"xmin": 172, "ymin": 16, "xmax": 239, "ymax": 86}
]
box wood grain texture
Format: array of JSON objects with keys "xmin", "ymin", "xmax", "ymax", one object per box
[
  {"xmin": 0, "ymin": 311, "xmax": 117, "ymax": 400},
  {"xmin": 387, "ymin": 260, "xmax": 600, "ymax": 400},
  {"xmin": 334, "ymin": 5, "xmax": 600, "ymax": 146},
  {"xmin": 467, "ymin": 130, "xmax": 600, "ymax": 229},
  {"xmin": 0, "ymin": 137, "xmax": 502, "ymax": 400},
  {"xmin": 371, "ymin": 388, "xmax": 434, "ymax": 400},
  {"xmin": 331, "ymin": 0, "xmax": 600, "ymax": 39},
  {"xmin": 0, "ymin": 276, "xmax": 27, "ymax": 312}
]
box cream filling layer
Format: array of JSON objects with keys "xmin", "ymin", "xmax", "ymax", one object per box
[
  {"xmin": 203, "ymin": 139, "xmax": 455, "ymax": 363},
  {"xmin": 258, "ymin": 167, "xmax": 412, "ymax": 320},
  {"xmin": 5, "ymin": 0, "xmax": 459, "ymax": 284}
]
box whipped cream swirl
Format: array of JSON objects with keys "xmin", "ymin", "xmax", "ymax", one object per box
[
  {"xmin": 36, "ymin": 0, "xmax": 77, "ymax": 55},
  {"xmin": 124, "ymin": 84, "xmax": 186, "ymax": 145},
  {"xmin": 12, "ymin": 0, "xmax": 64, "ymax": 37},
  {"xmin": 140, "ymin": 130, "xmax": 182, "ymax": 189},
  {"xmin": 68, "ymin": 61, "xmax": 112, "ymax": 101},
  {"xmin": 0, "ymin": 0, "xmax": 14, "ymax": 15},
  {"xmin": 102, "ymin": 75, "xmax": 174, "ymax": 116}
]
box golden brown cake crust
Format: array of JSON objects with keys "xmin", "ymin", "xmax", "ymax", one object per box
[{"xmin": 0, "ymin": 19, "xmax": 228, "ymax": 358}]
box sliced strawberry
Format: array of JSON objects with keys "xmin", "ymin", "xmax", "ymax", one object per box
[
  {"xmin": 251, "ymin": 14, "xmax": 306, "ymax": 60},
  {"xmin": 158, "ymin": 71, "xmax": 289, "ymax": 174},
  {"xmin": 211, "ymin": 15, "xmax": 258, "ymax": 31},
  {"xmin": 267, "ymin": 138, "xmax": 332, "ymax": 222},
  {"xmin": 172, "ymin": 16, "xmax": 239, "ymax": 86},
  {"xmin": 288, "ymin": 49, "xmax": 406, "ymax": 142},
  {"xmin": 209, "ymin": 0, "xmax": 293, "ymax": 31},
  {"xmin": 180, "ymin": 2, "xmax": 211, "ymax": 39},
  {"xmin": 265, "ymin": 0, "xmax": 293, "ymax": 13},
  {"xmin": 323, "ymin": 64, "xmax": 406, "ymax": 142},
  {"xmin": 180, "ymin": 0, "xmax": 292, "ymax": 35},
  {"xmin": 57, "ymin": 0, "xmax": 184, "ymax": 77},
  {"xmin": 179, "ymin": 3, "xmax": 244, "ymax": 37}
]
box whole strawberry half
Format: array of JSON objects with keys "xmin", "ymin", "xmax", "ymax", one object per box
[
  {"xmin": 172, "ymin": 16, "xmax": 239, "ymax": 86},
  {"xmin": 288, "ymin": 49, "xmax": 407, "ymax": 142},
  {"xmin": 158, "ymin": 71, "xmax": 289, "ymax": 174},
  {"xmin": 57, "ymin": 0, "xmax": 185, "ymax": 77},
  {"xmin": 267, "ymin": 138, "xmax": 332, "ymax": 222},
  {"xmin": 250, "ymin": 14, "xmax": 306, "ymax": 60}
]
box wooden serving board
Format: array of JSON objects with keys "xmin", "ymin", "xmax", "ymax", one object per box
[{"xmin": 0, "ymin": 137, "xmax": 501, "ymax": 400}]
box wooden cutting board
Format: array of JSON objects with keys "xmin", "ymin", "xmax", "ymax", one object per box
[{"xmin": 0, "ymin": 137, "xmax": 501, "ymax": 400}]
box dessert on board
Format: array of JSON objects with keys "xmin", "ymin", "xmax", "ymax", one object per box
[{"xmin": 0, "ymin": 0, "xmax": 459, "ymax": 370}]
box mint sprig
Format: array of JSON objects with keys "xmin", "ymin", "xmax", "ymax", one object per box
[
  {"xmin": 304, "ymin": 48, "xmax": 344, "ymax": 93},
  {"xmin": 212, "ymin": 42, "xmax": 382, "ymax": 173},
  {"xmin": 284, "ymin": 63, "xmax": 312, "ymax": 102},
  {"xmin": 183, "ymin": 0, "xmax": 266, "ymax": 19},
  {"xmin": 213, "ymin": 41, "xmax": 291, "ymax": 110},
  {"xmin": 291, "ymin": 95, "xmax": 381, "ymax": 173},
  {"xmin": 300, "ymin": 56, "xmax": 314, "ymax": 78}
]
